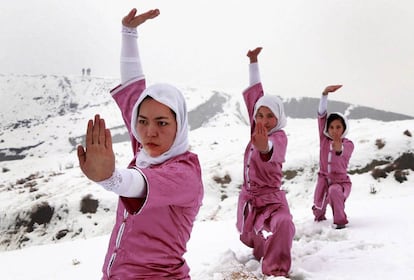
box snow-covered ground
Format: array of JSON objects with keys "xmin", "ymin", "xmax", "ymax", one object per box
[{"xmin": 0, "ymin": 75, "xmax": 413, "ymax": 279}]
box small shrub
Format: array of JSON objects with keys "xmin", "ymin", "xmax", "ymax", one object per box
[
  {"xmin": 213, "ymin": 174, "xmax": 232, "ymax": 185},
  {"xmin": 284, "ymin": 169, "xmax": 299, "ymax": 180},
  {"xmin": 375, "ymin": 139, "xmax": 385, "ymax": 149},
  {"xmin": 55, "ymin": 229, "xmax": 69, "ymax": 240},
  {"xmin": 394, "ymin": 170, "xmax": 409, "ymax": 183},
  {"xmin": 28, "ymin": 202, "xmax": 54, "ymax": 232},
  {"xmin": 80, "ymin": 194, "xmax": 99, "ymax": 214},
  {"xmin": 371, "ymin": 168, "xmax": 387, "ymax": 179}
]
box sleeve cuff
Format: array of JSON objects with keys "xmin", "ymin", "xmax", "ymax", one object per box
[
  {"xmin": 122, "ymin": 25, "xmax": 138, "ymax": 38},
  {"xmin": 97, "ymin": 168, "xmax": 147, "ymax": 197},
  {"xmin": 260, "ymin": 140, "xmax": 273, "ymax": 154},
  {"xmin": 97, "ymin": 169, "xmax": 122, "ymax": 192}
]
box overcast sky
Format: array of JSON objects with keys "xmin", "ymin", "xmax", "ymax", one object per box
[{"xmin": 1, "ymin": 0, "xmax": 413, "ymax": 116}]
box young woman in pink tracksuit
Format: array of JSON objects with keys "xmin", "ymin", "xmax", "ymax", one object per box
[
  {"xmin": 77, "ymin": 8, "xmax": 203, "ymax": 279},
  {"xmin": 312, "ymin": 85, "xmax": 354, "ymax": 229},
  {"xmin": 236, "ymin": 47, "xmax": 295, "ymax": 278}
]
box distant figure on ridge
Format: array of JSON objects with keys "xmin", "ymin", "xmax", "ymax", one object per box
[
  {"xmin": 312, "ymin": 85, "xmax": 354, "ymax": 229},
  {"xmin": 236, "ymin": 47, "xmax": 295, "ymax": 278},
  {"xmin": 76, "ymin": 7, "xmax": 203, "ymax": 279}
]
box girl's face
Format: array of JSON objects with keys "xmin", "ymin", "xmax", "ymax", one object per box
[
  {"xmin": 136, "ymin": 98, "xmax": 177, "ymax": 157},
  {"xmin": 255, "ymin": 106, "xmax": 278, "ymax": 131},
  {"xmin": 328, "ymin": 119, "xmax": 345, "ymax": 139}
]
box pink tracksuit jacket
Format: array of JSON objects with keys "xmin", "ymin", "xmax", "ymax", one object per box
[{"xmin": 101, "ymin": 78, "xmax": 204, "ymax": 280}]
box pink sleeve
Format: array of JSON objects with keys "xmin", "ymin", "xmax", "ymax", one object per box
[
  {"xmin": 110, "ymin": 79, "xmax": 146, "ymax": 154},
  {"xmin": 121, "ymin": 153, "xmax": 203, "ymax": 214},
  {"xmin": 341, "ymin": 139, "xmax": 354, "ymax": 162},
  {"xmin": 111, "ymin": 78, "xmax": 146, "ymax": 133},
  {"xmin": 243, "ymin": 83, "xmax": 264, "ymax": 133},
  {"xmin": 269, "ymin": 131, "xmax": 287, "ymax": 163},
  {"xmin": 318, "ymin": 112, "xmax": 327, "ymax": 142}
]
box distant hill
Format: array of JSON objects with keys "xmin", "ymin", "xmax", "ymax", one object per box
[
  {"xmin": 187, "ymin": 92, "xmax": 413, "ymax": 131},
  {"xmin": 283, "ymin": 97, "xmax": 413, "ymax": 121},
  {"xmin": 0, "ymin": 74, "xmax": 412, "ymax": 135}
]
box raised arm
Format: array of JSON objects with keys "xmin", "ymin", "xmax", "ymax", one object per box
[
  {"xmin": 247, "ymin": 47, "xmax": 262, "ymax": 86},
  {"xmin": 318, "ymin": 84, "xmax": 343, "ymax": 115},
  {"xmin": 120, "ymin": 8, "xmax": 160, "ymax": 84}
]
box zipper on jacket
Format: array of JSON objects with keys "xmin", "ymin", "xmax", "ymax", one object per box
[
  {"xmin": 105, "ymin": 209, "xmax": 129, "ymax": 278},
  {"xmin": 245, "ymin": 147, "xmax": 254, "ymax": 189}
]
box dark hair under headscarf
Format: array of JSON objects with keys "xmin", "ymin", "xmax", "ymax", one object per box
[
  {"xmin": 327, "ymin": 113, "xmax": 346, "ymax": 131},
  {"xmin": 324, "ymin": 112, "xmax": 350, "ymax": 139}
]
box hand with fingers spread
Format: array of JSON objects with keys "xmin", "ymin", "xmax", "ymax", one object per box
[
  {"xmin": 122, "ymin": 8, "xmax": 160, "ymax": 28},
  {"xmin": 247, "ymin": 47, "xmax": 263, "ymax": 64},
  {"xmin": 77, "ymin": 114, "xmax": 115, "ymax": 182},
  {"xmin": 322, "ymin": 85, "xmax": 343, "ymax": 96},
  {"xmin": 252, "ymin": 122, "xmax": 269, "ymax": 153}
]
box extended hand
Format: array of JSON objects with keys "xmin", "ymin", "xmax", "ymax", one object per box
[
  {"xmin": 323, "ymin": 85, "xmax": 343, "ymax": 95},
  {"xmin": 332, "ymin": 137, "xmax": 343, "ymax": 153},
  {"xmin": 252, "ymin": 122, "xmax": 269, "ymax": 152},
  {"xmin": 247, "ymin": 47, "xmax": 263, "ymax": 63},
  {"xmin": 122, "ymin": 8, "xmax": 160, "ymax": 28},
  {"xmin": 77, "ymin": 115, "xmax": 115, "ymax": 182}
]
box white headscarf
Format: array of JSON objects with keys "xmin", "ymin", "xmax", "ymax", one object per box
[
  {"xmin": 130, "ymin": 83, "xmax": 189, "ymax": 168},
  {"xmin": 323, "ymin": 112, "xmax": 350, "ymax": 139},
  {"xmin": 253, "ymin": 95, "xmax": 287, "ymax": 134}
]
